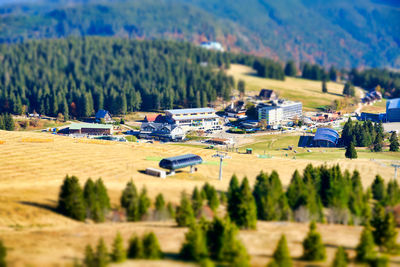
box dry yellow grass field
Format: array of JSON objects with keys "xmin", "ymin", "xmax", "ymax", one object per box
[
  {"xmin": 226, "ymin": 64, "xmax": 356, "ymax": 111},
  {"xmin": 0, "ymin": 130, "xmax": 399, "ymax": 266}
]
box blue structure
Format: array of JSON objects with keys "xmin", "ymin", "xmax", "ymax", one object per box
[
  {"xmin": 313, "ymin": 128, "xmax": 339, "ymax": 147},
  {"xmin": 360, "ymin": 112, "xmax": 386, "ymax": 122},
  {"xmin": 159, "ymin": 154, "xmax": 203, "ymax": 174},
  {"xmin": 387, "ymin": 98, "xmax": 400, "ymax": 122}
]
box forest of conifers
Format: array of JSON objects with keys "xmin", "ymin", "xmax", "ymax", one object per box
[
  {"xmin": 0, "ymin": 37, "xmax": 284, "ymax": 117},
  {"xmin": 0, "ymin": 37, "xmax": 399, "ymax": 118}
]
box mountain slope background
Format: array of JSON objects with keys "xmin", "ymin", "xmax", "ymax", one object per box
[{"xmin": 0, "ymin": 0, "xmax": 399, "ymax": 68}]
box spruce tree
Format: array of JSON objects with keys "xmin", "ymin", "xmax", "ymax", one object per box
[
  {"xmin": 286, "ymin": 170, "xmax": 306, "ymax": 210},
  {"xmin": 356, "ymin": 225, "xmax": 376, "ymax": 262},
  {"xmin": 302, "ymin": 222, "xmax": 326, "ymax": 261},
  {"xmin": 378, "ymin": 212, "xmax": 398, "ymax": 253},
  {"xmin": 235, "ymin": 177, "xmax": 257, "ymax": 229},
  {"xmin": 228, "ymin": 174, "xmax": 240, "ymax": 223},
  {"xmin": 206, "ymin": 217, "xmax": 250, "ymax": 266},
  {"xmin": 120, "ymin": 180, "xmax": 139, "ymax": 221},
  {"xmin": 128, "ymin": 235, "xmax": 143, "ymax": 259},
  {"xmin": 345, "ymin": 142, "xmax": 357, "ymax": 159},
  {"xmin": 322, "ymin": 79, "xmax": 328, "ymax": 93},
  {"xmin": 142, "ymin": 232, "xmax": 163, "ymax": 259},
  {"xmin": 95, "ymin": 238, "xmax": 109, "ymax": 267},
  {"xmin": 237, "ymin": 80, "xmax": 246, "ymax": 96},
  {"xmin": 83, "ymin": 178, "xmax": 97, "ymax": 220},
  {"xmin": 95, "ymin": 178, "xmax": 110, "ymax": 213},
  {"xmin": 138, "ymin": 187, "xmax": 151, "ymax": 219},
  {"xmin": 371, "ymin": 175, "xmax": 386, "ymax": 202},
  {"xmin": 389, "ymin": 132, "xmax": 399, "ymax": 152},
  {"xmin": 111, "ymin": 232, "xmax": 126, "ymax": 263},
  {"xmin": 284, "ymin": 60, "xmax": 297, "ymax": 77},
  {"xmin": 373, "ymin": 134, "xmax": 383, "ymax": 152},
  {"xmin": 192, "ymin": 187, "xmax": 203, "ymax": 216},
  {"xmin": 0, "ymin": 240, "xmax": 6, "ymax": 267},
  {"xmin": 180, "ymin": 223, "xmax": 209, "ymax": 261},
  {"xmin": 331, "ymin": 246, "xmax": 348, "ymax": 267},
  {"xmin": 202, "ymin": 183, "xmax": 219, "ymax": 212},
  {"xmin": 176, "ymin": 192, "xmax": 195, "ymax": 227},
  {"xmin": 271, "ymin": 235, "xmax": 292, "ymax": 267},
  {"xmin": 155, "ymin": 193, "xmax": 165, "ymax": 212},
  {"xmin": 84, "ymin": 244, "xmax": 95, "ymax": 267},
  {"xmin": 167, "ymin": 202, "xmax": 175, "ymax": 219},
  {"xmin": 383, "ymin": 180, "xmax": 400, "ymax": 206},
  {"xmin": 57, "ymin": 175, "xmax": 86, "ymax": 221}
]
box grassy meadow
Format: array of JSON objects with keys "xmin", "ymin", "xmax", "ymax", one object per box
[
  {"xmin": 226, "ymin": 64, "xmax": 356, "ymax": 111},
  {"xmin": 0, "ymin": 130, "xmax": 399, "ymax": 266}
]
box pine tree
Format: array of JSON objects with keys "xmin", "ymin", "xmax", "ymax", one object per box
[
  {"xmin": 192, "ymin": 187, "xmax": 203, "ymax": 216},
  {"xmin": 202, "ymin": 183, "xmax": 219, "ymax": 212},
  {"xmin": 383, "ymin": 180, "xmax": 400, "ymax": 206},
  {"xmin": 322, "ymin": 79, "xmax": 328, "ymax": 93},
  {"xmin": 57, "ymin": 175, "xmax": 86, "ymax": 221},
  {"xmin": 228, "ymin": 174, "xmax": 240, "ymax": 223},
  {"xmin": 345, "ymin": 142, "xmax": 357, "ymax": 159},
  {"xmin": 371, "ymin": 175, "xmax": 386, "ymax": 202},
  {"xmin": 84, "ymin": 244, "xmax": 95, "ymax": 267},
  {"xmin": 237, "ymin": 80, "xmax": 246, "ymax": 96},
  {"xmin": 0, "ymin": 240, "xmax": 6, "ymax": 267},
  {"xmin": 142, "ymin": 232, "xmax": 163, "ymax": 259},
  {"xmin": 83, "ymin": 178, "xmax": 98, "ymax": 221},
  {"xmin": 234, "ymin": 177, "xmax": 257, "ymax": 229},
  {"xmin": 378, "ymin": 212, "xmax": 398, "ymax": 253},
  {"xmin": 167, "ymin": 202, "xmax": 175, "ymax": 219},
  {"xmin": 95, "ymin": 238, "xmax": 109, "ymax": 267},
  {"xmin": 95, "ymin": 178, "xmax": 110, "ymax": 213},
  {"xmin": 331, "ymin": 246, "xmax": 348, "ymax": 267},
  {"xmin": 155, "ymin": 193, "xmax": 165, "ymax": 212},
  {"xmin": 128, "ymin": 235, "xmax": 143, "ymax": 259},
  {"xmin": 206, "ymin": 217, "xmax": 250, "ymax": 266},
  {"xmin": 176, "ymin": 192, "xmax": 195, "ymax": 227},
  {"xmin": 302, "ymin": 222, "xmax": 326, "ymax": 261},
  {"xmin": 356, "ymin": 225, "xmax": 376, "ymax": 262},
  {"xmin": 271, "ymin": 235, "xmax": 292, "ymax": 267},
  {"xmin": 284, "ymin": 60, "xmax": 297, "ymax": 77},
  {"xmin": 180, "ymin": 223, "xmax": 209, "ymax": 261},
  {"xmin": 120, "ymin": 180, "xmax": 139, "ymax": 221},
  {"xmin": 111, "ymin": 232, "xmax": 126, "ymax": 263},
  {"xmin": 389, "ymin": 132, "xmax": 399, "ymax": 152},
  {"xmin": 138, "ymin": 187, "xmax": 151, "ymax": 219},
  {"xmin": 373, "ymin": 134, "xmax": 383, "ymax": 152},
  {"xmin": 286, "ymin": 170, "xmax": 306, "ymax": 210}
]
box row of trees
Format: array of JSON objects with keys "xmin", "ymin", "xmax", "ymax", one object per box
[
  {"xmin": 350, "ymin": 68, "xmax": 400, "ymax": 98},
  {"xmin": 341, "ymin": 119, "xmax": 385, "ymax": 149},
  {"xmin": 0, "ymin": 113, "xmax": 14, "ymax": 131},
  {"xmin": 57, "ymin": 176, "xmax": 110, "ymax": 222},
  {"xmin": 83, "ymin": 232, "xmax": 162, "ymax": 267}
]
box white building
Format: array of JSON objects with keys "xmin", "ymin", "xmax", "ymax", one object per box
[
  {"xmin": 165, "ymin": 108, "xmax": 220, "ymax": 130},
  {"xmin": 257, "ymin": 100, "xmax": 302, "ymax": 125},
  {"xmin": 258, "ymin": 105, "xmax": 283, "ymax": 125},
  {"xmin": 200, "ymin": 42, "xmax": 224, "ymax": 52}
]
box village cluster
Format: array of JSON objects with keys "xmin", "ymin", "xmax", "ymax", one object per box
[{"xmin": 43, "ymin": 87, "xmax": 400, "ymax": 152}]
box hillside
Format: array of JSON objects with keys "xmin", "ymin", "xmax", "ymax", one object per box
[
  {"xmin": 227, "ymin": 64, "xmax": 352, "ymax": 111},
  {"xmin": 0, "ymin": 130, "xmax": 399, "ymax": 266},
  {"xmin": 0, "ymin": 0, "xmax": 399, "ymax": 68}
]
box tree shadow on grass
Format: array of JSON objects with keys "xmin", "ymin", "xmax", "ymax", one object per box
[{"xmin": 19, "ymin": 201, "xmax": 58, "ymax": 213}]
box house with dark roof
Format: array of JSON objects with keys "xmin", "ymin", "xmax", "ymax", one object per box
[
  {"xmin": 139, "ymin": 122, "xmax": 185, "ymax": 141},
  {"xmin": 258, "ymin": 89, "xmax": 277, "ymax": 100},
  {"xmin": 95, "ymin": 110, "xmax": 113, "ymax": 123},
  {"xmin": 225, "ymin": 100, "xmax": 247, "ymax": 118}
]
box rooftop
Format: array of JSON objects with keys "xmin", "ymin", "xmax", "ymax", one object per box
[
  {"xmin": 387, "ymin": 98, "xmax": 400, "ymax": 110},
  {"xmin": 69, "ymin": 123, "xmax": 113, "ymax": 130},
  {"xmin": 165, "ymin": 108, "xmax": 215, "ymax": 115}
]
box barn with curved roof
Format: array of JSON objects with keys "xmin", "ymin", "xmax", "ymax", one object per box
[
  {"xmin": 159, "ymin": 154, "xmax": 203, "ymax": 174},
  {"xmin": 313, "ymin": 128, "xmax": 339, "ymax": 147},
  {"xmin": 387, "ymin": 98, "xmax": 400, "ymax": 122}
]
